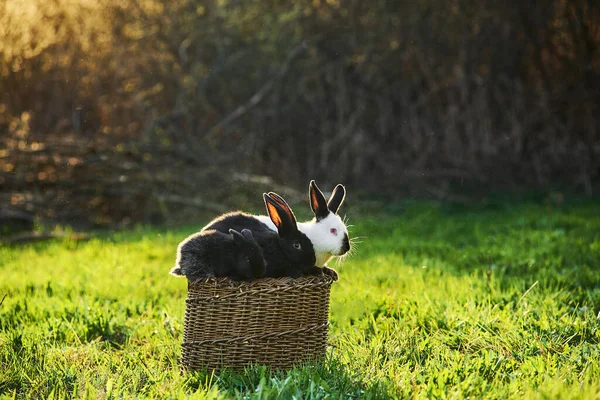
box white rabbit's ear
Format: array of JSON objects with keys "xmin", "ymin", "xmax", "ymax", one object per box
[
  {"xmin": 327, "ymin": 184, "xmax": 346, "ymax": 214},
  {"xmin": 309, "ymin": 180, "xmax": 329, "ymax": 220}
]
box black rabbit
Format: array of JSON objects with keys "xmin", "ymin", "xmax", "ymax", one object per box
[
  {"xmin": 170, "ymin": 228, "xmax": 266, "ymax": 281},
  {"xmin": 202, "ymin": 193, "xmax": 317, "ymax": 278}
]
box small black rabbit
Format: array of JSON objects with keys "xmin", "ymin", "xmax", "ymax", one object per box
[
  {"xmin": 170, "ymin": 228, "xmax": 266, "ymax": 281},
  {"xmin": 202, "ymin": 193, "xmax": 317, "ymax": 278}
]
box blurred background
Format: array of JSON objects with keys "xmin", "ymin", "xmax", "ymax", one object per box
[{"xmin": 0, "ymin": 0, "xmax": 598, "ymax": 232}]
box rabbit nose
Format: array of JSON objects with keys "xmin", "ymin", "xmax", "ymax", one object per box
[{"xmin": 340, "ymin": 234, "xmax": 350, "ymax": 254}]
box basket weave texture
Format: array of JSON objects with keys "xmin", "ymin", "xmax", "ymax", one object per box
[{"xmin": 182, "ymin": 274, "xmax": 334, "ymax": 371}]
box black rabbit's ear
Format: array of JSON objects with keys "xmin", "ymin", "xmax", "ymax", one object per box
[
  {"xmin": 309, "ymin": 180, "xmax": 329, "ymax": 221},
  {"xmin": 264, "ymin": 193, "xmax": 283, "ymax": 228},
  {"xmin": 264, "ymin": 193, "xmax": 296, "ymax": 235},
  {"xmin": 229, "ymin": 229, "xmax": 246, "ymax": 246},
  {"xmin": 327, "ymin": 184, "xmax": 346, "ymax": 214},
  {"xmin": 267, "ymin": 192, "xmax": 288, "ymax": 209},
  {"xmin": 268, "ymin": 193, "xmax": 297, "ymax": 226},
  {"xmin": 240, "ymin": 229, "xmax": 255, "ymax": 242}
]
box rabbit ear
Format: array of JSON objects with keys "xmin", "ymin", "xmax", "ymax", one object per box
[
  {"xmin": 240, "ymin": 228, "xmax": 256, "ymax": 242},
  {"xmin": 264, "ymin": 193, "xmax": 297, "ymax": 235},
  {"xmin": 267, "ymin": 192, "xmax": 289, "ymax": 210},
  {"xmin": 229, "ymin": 229, "xmax": 246, "ymax": 246},
  {"xmin": 309, "ymin": 180, "xmax": 329, "ymax": 220},
  {"xmin": 268, "ymin": 193, "xmax": 297, "ymax": 225},
  {"xmin": 327, "ymin": 184, "xmax": 346, "ymax": 214}
]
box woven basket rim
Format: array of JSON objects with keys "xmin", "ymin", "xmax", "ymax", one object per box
[{"xmin": 187, "ymin": 273, "xmax": 335, "ymax": 290}]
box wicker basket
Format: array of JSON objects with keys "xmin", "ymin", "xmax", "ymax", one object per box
[{"xmin": 181, "ymin": 274, "xmax": 334, "ymax": 371}]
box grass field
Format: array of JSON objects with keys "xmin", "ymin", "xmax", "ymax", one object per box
[{"xmin": 1, "ymin": 198, "xmax": 600, "ymax": 399}]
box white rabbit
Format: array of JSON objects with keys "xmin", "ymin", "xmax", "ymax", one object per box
[{"xmin": 256, "ymin": 180, "xmax": 350, "ymax": 267}]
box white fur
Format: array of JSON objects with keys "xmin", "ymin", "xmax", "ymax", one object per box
[{"xmin": 256, "ymin": 213, "xmax": 348, "ymax": 267}]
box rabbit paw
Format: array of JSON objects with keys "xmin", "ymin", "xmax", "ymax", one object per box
[{"xmin": 322, "ymin": 266, "xmax": 339, "ymax": 281}]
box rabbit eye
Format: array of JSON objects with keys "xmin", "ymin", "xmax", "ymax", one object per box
[
  {"xmin": 330, "ymin": 228, "xmax": 338, "ymax": 235},
  {"xmin": 293, "ymin": 242, "xmax": 301, "ymax": 250}
]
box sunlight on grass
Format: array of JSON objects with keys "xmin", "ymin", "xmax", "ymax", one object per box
[{"xmin": 1, "ymin": 200, "xmax": 599, "ymax": 398}]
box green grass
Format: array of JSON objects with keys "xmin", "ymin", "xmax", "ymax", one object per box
[{"xmin": 1, "ymin": 199, "xmax": 600, "ymax": 399}]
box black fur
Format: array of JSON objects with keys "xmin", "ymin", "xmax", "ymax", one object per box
[
  {"xmin": 170, "ymin": 228, "xmax": 265, "ymax": 281},
  {"xmin": 341, "ymin": 233, "xmax": 350, "ymax": 253},
  {"xmin": 201, "ymin": 212, "xmax": 270, "ymax": 233},
  {"xmin": 202, "ymin": 193, "xmax": 316, "ymax": 278}
]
